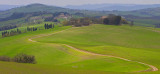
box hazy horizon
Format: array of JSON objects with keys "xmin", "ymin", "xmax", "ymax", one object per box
[{"xmin": 0, "ymin": 0, "xmax": 160, "ymax": 6}]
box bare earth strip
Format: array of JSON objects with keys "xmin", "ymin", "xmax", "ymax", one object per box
[{"xmin": 28, "ymin": 28, "xmax": 158, "ymax": 72}]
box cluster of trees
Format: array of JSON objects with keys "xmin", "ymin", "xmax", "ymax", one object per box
[
  {"xmin": 44, "ymin": 12, "xmax": 70, "ymax": 22},
  {"xmin": 0, "ymin": 53, "xmax": 36, "ymax": 64},
  {"xmin": 53, "ymin": 12, "xmax": 70, "ymax": 17},
  {"xmin": 63, "ymin": 17, "xmax": 91, "ymax": 27},
  {"xmin": 103, "ymin": 15, "xmax": 123, "ymax": 25},
  {"xmin": 155, "ymin": 24, "xmax": 160, "ymax": 28},
  {"xmin": 0, "ymin": 25, "xmax": 17, "ymax": 31},
  {"xmin": 62, "ymin": 14, "xmax": 128, "ymax": 27},
  {"xmin": 44, "ymin": 24, "xmax": 54, "ymax": 29},
  {"xmin": 130, "ymin": 21, "xmax": 134, "ymax": 26},
  {"xmin": 2, "ymin": 28, "xmax": 22, "ymax": 37},
  {"xmin": 44, "ymin": 17, "xmax": 58, "ymax": 22},
  {"xmin": 74, "ymin": 12, "xmax": 85, "ymax": 17},
  {"xmin": 27, "ymin": 27, "xmax": 38, "ymax": 31}
]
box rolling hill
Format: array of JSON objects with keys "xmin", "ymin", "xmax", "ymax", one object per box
[
  {"xmin": 0, "ymin": 5, "xmax": 20, "ymax": 11},
  {"xmin": 0, "ymin": 23, "xmax": 159, "ymax": 73},
  {"xmin": 0, "ymin": 2, "xmax": 160, "ymax": 74},
  {"xmin": 34, "ymin": 24, "xmax": 160, "ymax": 73},
  {"xmin": 65, "ymin": 4, "xmax": 160, "ymax": 11},
  {"xmin": 0, "ymin": 3, "xmax": 160, "ymax": 28},
  {"xmin": 1, "ymin": 3, "xmax": 160, "ymax": 19},
  {"xmin": 0, "ymin": 4, "xmax": 71, "ymax": 19}
]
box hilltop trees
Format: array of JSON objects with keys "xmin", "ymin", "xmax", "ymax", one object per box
[
  {"xmin": 63, "ymin": 17, "xmax": 91, "ymax": 27},
  {"xmin": 62, "ymin": 15, "xmax": 127, "ymax": 27},
  {"xmin": 130, "ymin": 21, "xmax": 134, "ymax": 26},
  {"xmin": 103, "ymin": 15, "xmax": 122, "ymax": 25},
  {"xmin": 155, "ymin": 24, "xmax": 160, "ymax": 28},
  {"xmin": 115, "ymin": 16, "xmax": 122, "ymax": 25},
  {"xmin": 103, "ymin": 18, "xmax": 109, "ymax": 24}
]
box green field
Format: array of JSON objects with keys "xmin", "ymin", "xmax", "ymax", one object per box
[{"xmin": 0, "ymin": 24, "xmax": 160, "ymax": 73}]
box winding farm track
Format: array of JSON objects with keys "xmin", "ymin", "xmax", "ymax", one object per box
[{"xmin": 28, "ymin": 28, "xmax": 158, "ymax": 72}]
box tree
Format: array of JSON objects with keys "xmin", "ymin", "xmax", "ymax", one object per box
[
  {"xmin": 155, "ymin": 24, "xmax": 160, "ymax": 28},
  {"xmin": 103, "ymin": 18, "xmax": 109, "ymax": 24},
  {"xmin": 44, "ymin": 23, "xmax": 55, "ymax": 29},
  {"xmin": 114, "ymin": 16, "xmax": 121, "ymax": 25},
  {"xmin": 52, "ymin": 24, "xmax": 54, "ymax": 28},
  {"xmin": 13, "ymin": 53, "xmax": 36, "ymax": 64},
  {"xmin": 130, "ymin": 21, "xmax": 134, "ymax": 26},
  {"xmin": 44, "ymin": 24, "xmax": 47, "ymax": 29},
  {"xmin": 46, "ymin": 24, "xmax": 49, "ymax": 29}
]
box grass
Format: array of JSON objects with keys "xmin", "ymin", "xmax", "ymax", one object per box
[
  {"xmin": 34, "ymin": 24, "xmax": 160, "ymax": 74},
  {"xmin": 0, "ymin": 24, "xmax": 159, "ymax": 73},
  {"xmin": 0, "ymin": 61, "xmax": 117, "ymax": 74},
  {"xmin": 36, "ymin": 24, "xmax": 160, "ymax": 49}
]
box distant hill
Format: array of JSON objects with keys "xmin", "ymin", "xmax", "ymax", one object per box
[
  {"xmin": 0, "ymin": 4, "xmax": 72, "ymax": 18},
  {"xmin": 1, "ymin": 3, "xmax": 160, "ymax": 19},
  {"xmin": 65, "ymin": 4, "xmax": 160, "ymax": 11},
  {"xmin": 0, "ymin": 5, "xmax": 20, "ymax": 11},
  {"xmin": 1, "ymin": 3, "xmax": 160, "ymax": 27},
  {"xmin": 116, "ymin": 7, "xmax": 160, "ymax": 17},
  {"xmin": 132, "ymin": 7, "xmax": 160, "ymax": 16}
]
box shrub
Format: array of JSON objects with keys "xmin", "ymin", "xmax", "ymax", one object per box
[
  {"xmin": 13, "ymin": 53, "xmax": 36, "ymax": 64},
  {"xmin": 0, "ymin": 56, "xmax": 10, "ymax": 62},
  {"xmin": 0, "ymin": 54, "xmax": 36, "ymax": 64}
]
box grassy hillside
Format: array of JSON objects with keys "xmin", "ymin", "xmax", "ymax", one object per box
[
  {"xmin": 34, "ymin": 24, "xmax": 160, "ymax": 74},
  {"xmin": 0, "ymin": 24, "xmax": 152, "ymax": 73},
  {"xmin": 36, "ymin": 24, "xmax": 160, "ymax": 49},
  {"xmin": 0, "ymin": 61, "xmax": 116, "ymax": 74}
]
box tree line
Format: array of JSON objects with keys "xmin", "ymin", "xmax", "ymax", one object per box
[
  {"xmin": 0, "ymin": 25, "xmax": 17, "ymax": 31},
  {"xmin": 27, "ymin": 27, "xmax": 38, "ymax": 31},
  {"xmin": 155, "ymin": 24, "xmax": 160, "ymax": 28},
  {"xmin": 1, "ymin": 23, "xmax": 55, "ymax": 38},
  {"xmin": 62, "ymin": 14, "xmax": 128, "ymax": 27},
  {"xmin": 2, "ymin": 28, "xmax": 22, "ymax": 37},
  {"xmin": 2, "ymin": 27, "xmax": 38, "ymax": 38},
  {"xmin": 44, "ymin": 23, "xmax": 54, "ymax": 29}
]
